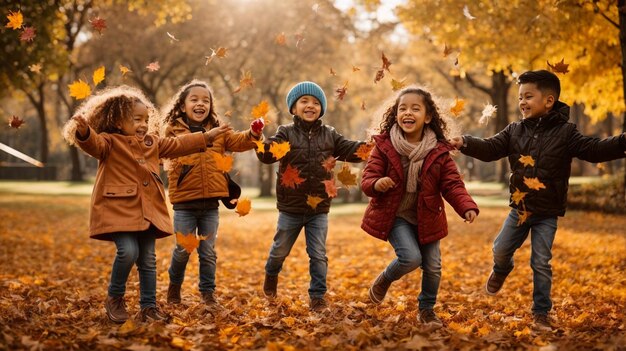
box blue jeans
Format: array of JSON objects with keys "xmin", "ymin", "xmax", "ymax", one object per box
[
  {"xmin": 168, "ymin": 209, "xmax": 219, "ymax": 293},
  {"xmin": 382, "ymin": 218, "xmax": 441, "ymax": 310},
  {"xmin": 265, "ymin": 212, "xmax": 329, "ymax": 299},
  {"xmin": 109, "ymin": 230, "xmax": 157, "ymax": 308},
  {"xmin": 492, "ymin": 209, "xmax": 557, "ymax": 314}
]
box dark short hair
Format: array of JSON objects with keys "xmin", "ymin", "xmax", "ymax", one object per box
[{"xmin": 517, "ymin": 70, "xmax": 560, "ymax": 100}]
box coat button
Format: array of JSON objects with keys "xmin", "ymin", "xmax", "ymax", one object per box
[
  {"xmin": 143, "ymin": 180, "xmax": 149, "ymax": 186},
  {"xmin": 137, "ymin": 159, "xmax": 145, "ymax": 164},
  {"xmin": 126, "ymin": 189, "xmax": 133, "ymax": 193},
  {"xmin": 144, "ymin": 139, "xmax": 153, "ymax": 146}
]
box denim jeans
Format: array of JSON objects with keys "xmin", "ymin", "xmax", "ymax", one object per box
[
  {"xmin": 492, "ymin": 209, "xmax": 557, "ymax": 314},
  {"xmin": 109, "ymin": 230, "xmax": 157, "ymax": 308},
  {"xmin": 265, "ymin": 211, "xmax": 329, "ymax": 299},
  {"xmin": 383, "ymin": 218, "xmax": 441, "ymax": 310},
  {"xmin": 168, "ymin": 209, "xmax": 219, "ymax": 293}
]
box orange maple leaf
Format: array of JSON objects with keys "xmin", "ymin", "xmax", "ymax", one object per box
[
  {"xmin": 511, "ymin": 188, "xmax": 527, "ymax": 205},
  {"xmin": 281, "ymin": 164, "xmax": 305, "ymax": 189},
  {"xmin": 119, "ymin": 65, "xmax": 131, "ymax": 77},
  {"xmin": 235, "ymin": 197, "xmax": 251, "ymax": 217},
  {"xmin": 223, "ymin": 110, "xmax": 233, "ymax": 118},
  {"xmin": 337, "ymin": 163, "xmax": 357, "ymax": 187},
  {"xmin": 253, "ymin": 140, "xmax": 266, "ymax": 154},
  {"xmin": 519, "ymin": 155, "xmax": 535, "ymax": 168},
  {"xmin": 213, "ymin": 153, "xmax": 233, "ymax": 172},
  {"xmin": 381, "ymin": 52, "xmax": 392, "ymax": 72},
  {"xmin": 175, "ymin": 232, "xmax": 208, "ymax": 254},
  {"xmin": 335, "ymin": 81, "xmax": 348, "ymax": 101},
  {"xmin": 516, "ymin": 208, "xmax": 531, "ymax": 226},
  {"xmin": 6, "ymin": 10, "xmax": 23, "ymax": 30},
  {"xmin": 68, "ymin": 80, "xmax": 92, "ymax": 100},
  {"xmin": 354, "ymin": 143, "xmax": 375, "ymax": 161},
  {"xmin": 450, "ymin": 97, "xmax": 465, "ymax": 117},
  {"xmin": 8, "ymin": 115, "xmax": 25, "ymax": 129},
  {"xmin": 523, "ymin": 177, "xmax": 546, "ymax": 191},
  {"xmin": 29, "ymin": 64, "xmax": 42, "ymax": 73},
  {"xmin": 352, "ymin": 66, "xmax": 361, "ymax": 72},
  {"xmin": 322, "ymin": 179, "xmax": 338, "ymax": 198},
  {"xmin": 275, "ymin": 32, "xmax": 287, "ymax": 46},
  {"xmin": 251, "ymin": 101, "xmax": 270, "ymax": 119},
  {"xmin": 233, "ymin": 70, "xmax": 254, "ymax": 94},
  {"xmin": 306, "ymin": 195, "xmax": 324, "ymax": 209},
  {"xmin": 321, "ymin": 156, "xmax": 337, "ymax": 173},
  {"xmin": 547, "ymin": 58, "xmax": 569, "ymax": 74},
  {"xmin": 205, "ymin": 47, "xmax": 228, "ymax": 65},
  {"xmin": 269, "ymin": 141, "xmax": 291, "ymax": 160}
]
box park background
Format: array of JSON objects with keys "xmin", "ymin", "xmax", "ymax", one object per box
[{"xmin": 1, "ymin": 0, "xmax": 625, "ymax": 350}]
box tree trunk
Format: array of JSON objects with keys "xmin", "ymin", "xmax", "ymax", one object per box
[
  {"xmin": 490, "ymin": 71, "xmax": 511, "ymax": 184},
  {"xmin": 619, "ymin": 0, "xmax": 626, "ymax": 201}
]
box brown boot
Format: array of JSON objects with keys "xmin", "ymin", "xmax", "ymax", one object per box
[
  {"xmin": 369, "ymin": 272, "xmax": 392, "ymax": 304},
  {"xmin": 105, "ymin": 295, "xmax": 129, "ymax": 323},
  {"xmin": 167, "ymin": 283, "xmax": 181, "ymax": 304},
  {"xmin": 138, "ymin": 306, "xmax": 171, "ymax": 323},
  {"xmin": 201, "ymin": 291, "xmax": 219, "ymax": 307},
  {"xmin": 310, "ymin": 297, "xmax": 329, "ymax": 312},
  {"xmin": 485, "ymin": 271, "xmax": 507, "ymax": 296},
  {"xmin": 263, "ymin": 274, "xmax": 278, "ymax": 298},
  {"xmin": 418, "ymin": 309, "xmax": 443, "ymax": 329}
]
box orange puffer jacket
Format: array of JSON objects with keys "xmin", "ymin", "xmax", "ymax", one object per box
[{"xmin": 164, "ymin": 118, "xmax": 259, "ymax": 204}]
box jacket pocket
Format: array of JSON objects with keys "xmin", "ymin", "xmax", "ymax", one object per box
[
  {"xmin": 104, "ymin": 184, "xmax": 137, "ymax": 197},
  {"xmin": 177, "ymin": 165, "xmax": 193, "ymax": 186}
]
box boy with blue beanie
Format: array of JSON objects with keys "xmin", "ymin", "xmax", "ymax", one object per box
[{"xmin": 257, "ymin": 81, "xmax": 366, "ymax": 312}]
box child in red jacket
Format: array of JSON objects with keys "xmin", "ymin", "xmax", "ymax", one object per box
[{"xmin": 361, "ymin": 87, "xmax": 478, "ymax": 328}]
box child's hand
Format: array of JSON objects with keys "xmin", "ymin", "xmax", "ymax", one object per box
[
  {"xmin": 72, "ymin": 114, "xmax": 89, "ymax": 138},
  {"xmin": 374, "ymin": 177, "xmax": 395, "ymax": 192},
  {"xmin": 250, "ymin": 118, "xmax": 265, "ymax": 137},
  {"xmin": 448, "ymin": 136, "xmax": 464, "ymax": 149},
  {"xmin": 204, "ymin": 124, "xmax": 233, "ymax": 145},
  {"xmin": 464, "ymin": 210, "xmax": 477, "ymax": 223}
]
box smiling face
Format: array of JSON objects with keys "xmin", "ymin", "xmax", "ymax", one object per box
[
  {"xmin": 117, "ymin": 101, "xmax": 149, "ymax": 137},
  {"xmin": 518, "ymin": 83, "xmax": 554, "ymax": 119},
  {"xmin": 181, "ymin": 86, "xmax": 212, "ymax": 126},
  {"xmin": 396, "ymin": 92, "xmax": 431, "ymax": 142},
  {"xmin": 291, "ymin": 95, "xmax": 321, "ymax": 122}
]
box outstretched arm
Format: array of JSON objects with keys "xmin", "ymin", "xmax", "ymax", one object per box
[
  {"xmin": 460, "ymin": 124, "xmax": 513, "ymax": 162},
  {"xmin": 569, "ymin": 128, "xmax": 626, "ymax": 162}
]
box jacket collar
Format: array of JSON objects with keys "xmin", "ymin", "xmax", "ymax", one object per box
[
  {"xmin": 293, "ymin": 115, "xmax": 322, "ymax": 132},
  {"xmin": 522, "ymin": 100, "xmax": 570, "ymax": 127},
  {"xmin": 373, "ymin": 133, "xmax": 452, "ymax": 178}
]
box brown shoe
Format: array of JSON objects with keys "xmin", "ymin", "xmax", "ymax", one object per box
[
  {"xmin": 369, "ymin": 272, "xmax": 392, "ymax": 304},
  {"xmin": 485, "ymin": 271, "xmax": 507, "ymax": 295},
  {"xmin": 263, "ymin": 274, "xmax": 278, "ymax": 298},
  {"xmin": 310, "ymin": 297, "xmax": 329, "ymax": 312},
  {"xmin": 201, "ymin": 291, "xmax": 219, "ymax": 307},
  {"xmin": 418, "ymin": 309, "xmax": 443, "ymax": 329},
  {"xmin": 138, "ymin": 306, "xmax": 171, "ymax": 323},
  {"xmin": 105, "ymin": 295, "xmax": 129, "ymax": 323},
  {"xmin": 532, "ymin": 313, "xmax": 553, "ymax": 332},
  {"xmin": 167, "ymin": 283, "xmax": 181, "ymax": 304}
]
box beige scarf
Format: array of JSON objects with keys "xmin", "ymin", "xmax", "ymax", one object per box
[{"xmin": 390, "ymin": 124, "xmax": 438, "ymax": 193}]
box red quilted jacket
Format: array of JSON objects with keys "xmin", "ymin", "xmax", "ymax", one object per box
[{"xmin": 361, "ymin": 133, "xmax": 478, "ymax": 244}]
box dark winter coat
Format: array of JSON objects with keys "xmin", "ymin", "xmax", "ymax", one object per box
[
  {"xmin": 461, "ymin": 101, "xmax": 626, "ymax": 217},
  {"xmin": 257, "ymin": 116, "xmax": 364, "ymax": 214},
  {"xmin": 361, "ymin": 133, "xmax": 478, "ymax": 244}
]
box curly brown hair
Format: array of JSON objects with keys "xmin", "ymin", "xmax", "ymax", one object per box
[
  {"xmin": 378, "ymin": 87, "xmax": 449, "ymax": 141},
  {"xmin": 161, "ymin": 79, "xmax": 219, "ymax": 128}
]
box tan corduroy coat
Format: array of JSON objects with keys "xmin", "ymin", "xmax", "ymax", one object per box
[{"xmin": 76, "ymin": 129, "xmax": 207, "ymax": 240}]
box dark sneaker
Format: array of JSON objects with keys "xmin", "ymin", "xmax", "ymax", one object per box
[
  {"xmin": 105, "ymin": 295, "xmax": 129, "ymax": 323},
  {"xmin": 418, "ymin": 309, "xmax": 443, "ymax": 329},
  {"xmin": 139, "ymin": 306, "xmax": 171, "ymax": 323},
  {"xmin": 201, "ymin": 291, "xmax": 219, "ymax": 307},
  {"xmin": 263, "ymin": 274, "xmax": 278, "ymax": 298},
  {"xmin": 167, "ymin": 283, "xmax": 181, "ymax": 304},
  {"xmin": 310, "ymin": 297, "xmax": 329, "ymax": 312},
  {"xmin": 532, "ymin": 314, "xmax": 552, "ymax": 332},
  {"xmin": 485, "ymin": 271, "xmax": 507, "ymax": 295},
  {"xmin": 369, "ymin": 272, "xmax": 392, "ymax": 304}
]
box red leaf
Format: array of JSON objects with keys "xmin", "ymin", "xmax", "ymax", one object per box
[
  {"xmin": 89, "ymin": 17, "xmax": 107, "ymax": 35},
  {"xmin": 322, "ymin": 179, "xmax": 338, "ymax": 198},
  {"xmin": 8, "ymin": 115, "xmax": 25, "ymax": 129},
  {"xmin": 280, "ymin": 164, "xmax": 305, "ymax": 189},
  {"xmin": 19, "ymin": 27, "xmax": 36, "ymax": 42},
  {"xmin": 321, "ymin": 156, "xmax": 337, "ymax": 173}
]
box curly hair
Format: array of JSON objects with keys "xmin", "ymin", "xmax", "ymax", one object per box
[
  {"xmin": 161, "ymin": 79, "xmax": 219, "ymax": 129},
  {"xmin": 378, "ymin": 87, "xmax": 449, "ymax": 141}
]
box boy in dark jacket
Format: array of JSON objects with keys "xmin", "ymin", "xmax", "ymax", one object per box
[
  {"xmin": 450, "ymin": 69, "xmax": 626, "ymax": 331},
  {"xmin": 256, "ymin": 81, "xmax": 365, "ymax": 311}
]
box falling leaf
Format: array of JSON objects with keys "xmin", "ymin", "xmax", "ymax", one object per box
[
  {"xmin": 68, "ymin": 80, "xmax": 92, "ymax": 100},
  {"xmin": 321, "ymin": 156, "xmax": 337, "ymax": 172},
  {"xmin": 175, "ymin": 232, "xmax": 208, "ymax": 254},
  {"xmin": 275, "ymin": 32, "xmax": 287, "ymax": 46},
  {"xmin": 213, "ymin": 153, "xmax": 233, "ymax": 172},
  {"xmin": 374, "ymin": 69, "xmax": 385, "ymax": 84},
  {"xmin": 233, "ymin": 70, "xmax": 254, "ymax": 94},
  {"xmin": 281, "ymin": 164, "xmax": 305, "ymax": 189},
  {"xmin": 166, "ymin": 32, "xmax": 179, "ymax": 41},
  {"xmin": 117, "ymin": 319, "xmax": 138, "ymax": 336},
  {"xmin": 479, "ymin": 103, "xmax": 497, "ymax": 125},
  {"xmin": 322, "ymin": 179, "xmax": 338, "ymax": 198},
  {"xmin": 92, "ymin": 66, "xmax": 105, "ymax": 86},
  {"xmin": 235, "ymin": 197, "xmax": 251, "ymax": 216},
  {"xmin": 449, "ymin": 97, "xmax": 465, "ymax": 117},
  {"xmin": 269, "ymin": 141, "xmax": 291, "ymax": 160},
  {"xmin": 19, "ymin": 27, "xmax": 36, "ymax": 42},
  {"xmin": 251, "ymin": 100, "xmax": 270, "ymax": 118},
  {"xmin": 306, "ymin": 195, "xmax": 324, "ymax": 209},
  {"xmin": 519, "ymin": 155, "xmax": 535, "ymax": 168},
  {"xmin": 89, "ymin": 17, "xmax": 107, "ymax": 34},
  {"xmin": 511, "ymin": 188, "xmax": 527, "ymax": 205},
  {"xmin": 312, "ymin": 3, "xmax": 320, "ymax": 13},
  {"xmin": 329, "ymin": 67, "xmax": 337, "ymax": 76},
  {"xmin": 381, "ymin": 52, "xmax": 392, "ymax": 72},
  {"xmin": 8, "ymin": 115, "xmax": 25, "ymax": 129},
  {"xmin": 547, "ymin": 58, "xmax": 570, "ymax": 74},
  {"xmin": 224, "ymin": 110, "xmax": 233, "ymax": 118},
  {"xmin": 524, "ymin": 177, "xmax": 546, "ymax": 191},
  {"xmin": 443, "ymin": 43, "xmax": 453, "ymax": 57},
  {"xmin": 29, "ymin": 64, "xmax": 42, "ymax": 73},
  {"xmin": 360, "ymin": 100, "xmax": 366, "ymax": 110},
  {"xmin": 146, "ymin": 61, "xmax": 160, "ymax": 72},
  {"xmin": 354, "ymin": 143, "xmax": 374, "ymax": 161},
  {"xmin": 391, "ymin": 78, "xmax": 407, "ymax": 91},
  {"xmin": 463, "ymin": 5, "xmax": 476, "ymax": 20},
  {"xmin": 352, "ymin": 66, "xmax": 360, "ymax": 72},
  {"xmin": 6, "ymin": 10, "xmax": 23, "ymax": 30},
  {"xmin": 335, "ymin": 81, "xmax": 348, "ymax": 101},
  {"xmin": 119, "ymin": 64, "xmax": 131, "ymax": 76},
  {"xmin": 253, "ymin": 140, "xmax": 266, "ymax": 154},
  {"xmin": 295, "ymin": 33, "xmax": 305, "ymax": 49},
  {"xmin": 337, "ymin": 163, "xmax": 357, "ymax": 187},
  {"xmin": 205, "ymin": 47, "xmax": 228, "ymax": 65}
]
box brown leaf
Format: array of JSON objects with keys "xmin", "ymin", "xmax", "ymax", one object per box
[
  {"xmin": 381, "ymin": 52, "xmax": 392, "ymax": 72},
  {"xmin": 8, "ymin": 115, "xmax": 25, "ymax": 129},
  {"xmin": 335, "ymin": 81, "xmax": 348, "ymax": 101},
  {"xmin": 19, "ymin": 27, "xmax": 35, "ymax": 42},
  {"xmin": 547, "ymin": 58, "xmax": 570, "ymax": 74},
  {"xmin": 337, "ymin": 163, "xmax": 357, "ymax": 187}
]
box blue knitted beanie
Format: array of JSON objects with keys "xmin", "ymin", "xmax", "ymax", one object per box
[{"xmin": 286, "ymin": 81, "xmax": 327, "ymax": 118}]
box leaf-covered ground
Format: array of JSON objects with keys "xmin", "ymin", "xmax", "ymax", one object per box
[{"xmin": 1, "ymin": 194, "xmax": 625, "ymax": 350}]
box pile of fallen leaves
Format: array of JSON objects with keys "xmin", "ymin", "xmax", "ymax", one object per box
[{"xmin": 1, "ymin": 195, "xmax": 624, "ymax": 350}]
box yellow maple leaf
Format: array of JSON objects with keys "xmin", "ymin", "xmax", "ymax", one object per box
[
  {"xmin": 306, "ymin": 195, "xmax": 324, "ymax": 209},
  {"xmin": 337, "ymin": 163, "xmax": 357, "ymax": 187},
  {"xmin": 269, "ymin": 141, "xmax": 291, "ymax": 160},
  {"xmin": 92, "ymin": 66, "xmax": 105, "ymax": 86},
  {"xmin": 519, "ymin": 155, "xmax": 535, "ymax": 167},
  {"xmin": 213, "ymin": 153, "xmax": 233, "ymax": 172},
  {"xmin": 511, "ymin": 188, "xmax": 527, "ymax": 205},
  {"xmin": 253, "ymin": 140, "xmax": 266, "ymax": 154},
  {"xmin": 235, "ymin": 197, "xmax": 251, "ymax": 216},
  {"xmin": 175, "ymin": 232, "xmax": 208, "ymax": 254},
  {"xmin": 6, "ymin": 10, "xmax": 23, "ymax": 30},
  {"xmin": 68, "ymin": 80, "xmax": 92, "ymax": 100},
  {"xmin": 119, "ymin": 64, "xmax": 131, "ymax": 77},
  {"xmin": 251, "ymin": 100, "xmax": 269, "ymax": 118},
  {"xmin": 516, "ymin": 209, "xmax": 531, "ymax": 226},
  {"xmin": 523, "ymin": 177, "xmax": 546, "ymax": 191},
  {"xmin": 390, "ymin": 78, "xmax": 407, "ymax": 91},
  {"xmin": 450, "ymin": 97, "xmax": 465, "ymax": 117}
]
